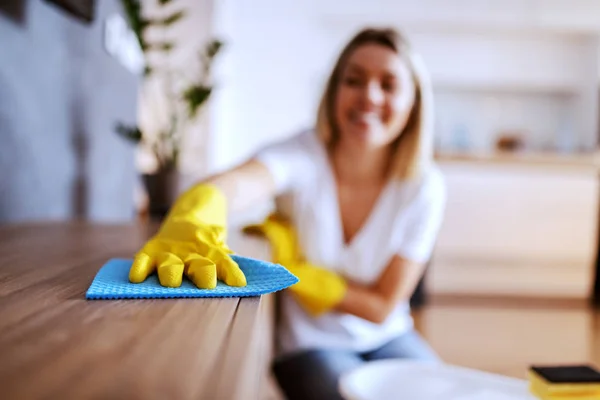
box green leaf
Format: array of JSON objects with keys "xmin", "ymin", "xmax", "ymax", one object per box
[
  {"xmin": 160, "ymin": 10, "xmax": 185, "ymax": 26},
  {"xmin": 147, "ymin": 10, "xmax": 185, "ymax": 26},
  {"xmin": 183, "ymin": 85, "xmax": 213, "ymax": 117},
  {"xmin": 115, "ymin": 123, "xmax": 143, "ymax": 143},
  {"xmin": 147, "ymin": 42, "xmax": 175, "ymax": 52},
  {"xmin": 160, "ymin": 42, "xmax": 174, "ymax": 51},
  {"xmin": 120, "ymin": 0, "xmax": 149, "ymax": 51},
  {"xmin": 205, "ymin": 39, "xmax": 223, "ymax": 59},
  {"xmin": 139, "ymin": 37, "xmax": 149, "ymax": 52},
  {"xmin": 158, "ymin": 0, "xmax": 174, "ymax": 4}
]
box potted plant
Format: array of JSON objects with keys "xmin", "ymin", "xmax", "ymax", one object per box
[{"xmin": 116, "ymin": 0, "xmax": 222, "ymax": 217}]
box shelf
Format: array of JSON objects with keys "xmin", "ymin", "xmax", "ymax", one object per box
[
  {"xmin": 432, "ymin": 81, "xmax": 579, "ymax": 96},
  {"xmin": 435, "ymin": 150, "xmax": 600, "ymax": 170}
]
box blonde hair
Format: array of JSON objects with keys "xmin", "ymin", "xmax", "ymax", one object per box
[{"xmin": 316, "ymin": 27, "xmax": 434, "ymax": 181}]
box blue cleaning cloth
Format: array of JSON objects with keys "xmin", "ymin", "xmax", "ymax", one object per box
[{"xmin": 86, "ymin": 255, "xmax": 299, "ymax": 300}]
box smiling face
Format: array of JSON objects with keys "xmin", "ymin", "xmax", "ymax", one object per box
[{"xmin": 333, "ymin": 43, "xmax": 416, "ymax": 151}]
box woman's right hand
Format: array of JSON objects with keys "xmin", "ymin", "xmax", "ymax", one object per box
[
  {"xmin": 129, "ymin": 184, "xmax": 246, "ymax": 289},
  {"xmin": 129, "ymin": 159, "xmax": 278, "ymax": 289}
]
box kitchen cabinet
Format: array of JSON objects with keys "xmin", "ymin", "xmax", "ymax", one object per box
[{"xmin": 430, "ymin": 153, "xmax": 600, "ymax": 299}]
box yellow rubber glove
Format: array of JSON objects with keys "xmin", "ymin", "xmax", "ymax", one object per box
[
  {"xmin": 243, "ymin": 214, "xmax": 346, "ymax": 317},
  {"xmin": 284, "ymin": 262, "xmax": 348, "ymax": 316},
  {"xmin": 129, "ymin": 183, "xmax": 247, "ymax": 289}
]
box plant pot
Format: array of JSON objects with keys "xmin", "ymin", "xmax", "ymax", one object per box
[{"xmin": 142, "ymin": 168, "xmax": 180, "ymax": 219}]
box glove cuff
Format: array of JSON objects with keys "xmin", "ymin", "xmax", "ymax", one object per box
[
  {"xmin": 166, "ymin": 183, "xmax": 227, "ymax": 227},
  {"xmin": 287, "ymin": 264, "xmax": 348, "ymax": 317}
]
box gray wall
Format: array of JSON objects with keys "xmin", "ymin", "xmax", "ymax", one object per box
[{"xmin": 0, "ymin": 0, "xmax": 139, "ymax": 223}]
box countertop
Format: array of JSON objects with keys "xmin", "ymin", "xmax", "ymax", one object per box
[{"xmin": 0, "ymin": 222, "xmax": 271, "ymax": 400}]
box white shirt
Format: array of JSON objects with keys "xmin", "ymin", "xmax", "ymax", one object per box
[{"xmin": 255, "ymin": 129, "xmax": 446, "ymax": 356}]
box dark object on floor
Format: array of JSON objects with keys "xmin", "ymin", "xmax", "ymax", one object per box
[
  {"xmin": 593, "ymin": 182, "xmax": 600, "ymax": 307},
  {"xmin": 529, "ymin": 364, "xmax": 600, "ymax": 399},
  {"xmin": 531, "ymin": 365, "xmax": 600, "ymax": 384}
]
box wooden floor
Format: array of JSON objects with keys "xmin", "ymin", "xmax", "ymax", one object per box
[
  {"xmin": 413, "ymin": 299, "xmax": 600, "ymax": 380},
  {"xmin": 263, "ymin": 300, "xmax": 600, "ymax": 399}
]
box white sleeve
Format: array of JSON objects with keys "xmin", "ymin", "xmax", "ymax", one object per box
[
  {"xmin": 253, "ymin": 130, "xmax": 316, "ymax": 194},
  {"xmin": 394, "ymin": 168, "xmax": 447, "ymax": 264}
]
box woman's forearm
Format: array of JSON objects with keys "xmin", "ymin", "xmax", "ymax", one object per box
[
  {"xmin": 335, "ymin": 255, "xmax": 426, "ymax": 323},
  {"xmin": 336, "ymin": 282, "xmax": 390, "ymax": 323},
  {"xmin": 203, "ymin": 159, "xmax": 277, "ymax": 215}
]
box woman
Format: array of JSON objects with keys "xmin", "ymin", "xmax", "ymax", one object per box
[{"xmin": 129, "ymin": 27, "xmax": 446, "ymax": 400}]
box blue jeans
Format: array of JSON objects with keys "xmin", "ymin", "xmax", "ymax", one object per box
[{"xmin": 272, "ymin": 330, "xmax": 439, "ymax": 400}]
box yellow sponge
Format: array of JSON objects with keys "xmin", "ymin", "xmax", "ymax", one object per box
[{"xmin": 528, "ymin": 365, "xmax": 600, "ymax": 399}]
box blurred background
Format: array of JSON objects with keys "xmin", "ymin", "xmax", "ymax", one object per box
[{"xmin": 2, "ymin": 0, "xmax": 600, "ymax": 381}]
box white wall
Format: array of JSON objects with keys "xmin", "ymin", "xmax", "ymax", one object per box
[
  {"xmin": 207, "ymin": 0, "xmax": 600, "ymax": 171},
  {"xmin": 208, "ymin": 0, "xmax": 336, "ymax": 172},
  {"xmin": 317, "ymin": 0, "xmax": 600, "ymax": 34}
]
